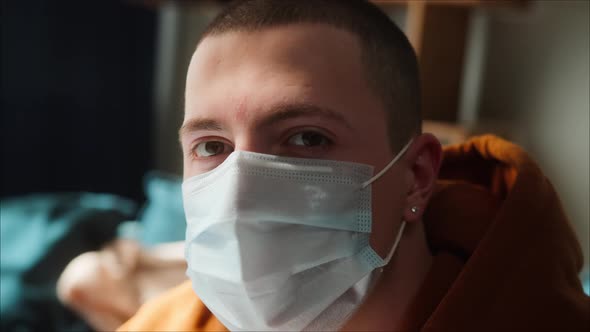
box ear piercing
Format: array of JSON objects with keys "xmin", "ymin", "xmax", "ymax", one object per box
[{"xmin": 410, "ymin": 206, "xmax": 419, "ymax": 214}]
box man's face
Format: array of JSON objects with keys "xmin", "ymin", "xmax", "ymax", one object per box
[{"xmin": 181, "ymin": 24, "xmax": 410, "ymax": 257}]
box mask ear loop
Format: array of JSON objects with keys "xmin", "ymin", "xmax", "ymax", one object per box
[
  {"xmin": 383, "ymin": 221, "xmax": 406, "ymax": 265},
  {"xmin": 359, "ymin": 139, "xmax": 413, "ymax": 266},
  {"xmin": 360, "ymin": 139, "xmax": 414, "ymax": 189}
]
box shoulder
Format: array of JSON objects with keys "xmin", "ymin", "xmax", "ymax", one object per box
[{"xmin": 117, "ymin": 280, "xmax": 227, "ymax": 332}]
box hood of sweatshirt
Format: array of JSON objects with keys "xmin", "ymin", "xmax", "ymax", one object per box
[{"xmin": 403, "ymin": 134, "xmax": 589, "ymax": 332}]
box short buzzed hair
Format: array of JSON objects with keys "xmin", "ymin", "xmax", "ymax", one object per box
[{"xmin": 199, "ymin": 0, "xmax": 421, "ymax": 152}]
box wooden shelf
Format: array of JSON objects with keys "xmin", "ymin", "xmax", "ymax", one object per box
[
  {"xmin": 374, "ymin": 0, "xmax": 528, "ymax": 122},
  {"xmin": 374, "ymin": 0, "xmax": 528, "ymax": 8}
]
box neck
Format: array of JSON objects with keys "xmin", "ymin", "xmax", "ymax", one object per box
[{"xmin": 341, "ymin": 221, "xmax": 433, "ymax": 331}]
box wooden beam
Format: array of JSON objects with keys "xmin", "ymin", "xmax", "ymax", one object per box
[
  {"xmin": 407, "ymin": 2, "xmax": 471, "ymax": 122},
  {"xmin": 374, "ymin": 0, "xmax": 529, "ymax": 7}
]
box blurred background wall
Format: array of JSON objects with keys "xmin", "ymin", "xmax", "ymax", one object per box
[
  {"xmin": 1, "ymin": 0, "xmax": 156, "ymax": 201},
  {"xmin": 476, "ymin": 0, "xmax": 590, "ymax": 270}
]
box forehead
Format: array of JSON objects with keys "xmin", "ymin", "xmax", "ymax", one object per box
[
  {"xmin": 184, "ymin": 23, "xmax": 384, "ymax": 132},
  {"xmin": 189, "ymin": 23, "xmax": 363, "ymax": 84}
]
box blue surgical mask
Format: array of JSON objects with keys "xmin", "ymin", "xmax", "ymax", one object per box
[{"xmin": 183, "ymin": 140, "xmax": 413, "ymax": 331}]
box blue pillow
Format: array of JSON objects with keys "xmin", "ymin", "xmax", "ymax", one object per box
[
  {"xmin": 137, "ymin": 171, "xmax": 186, "ymax": 245},
  {"xmin": 581, "ymin": 268, "xmax": 590, "ymax": 296},
  {"xmin": 0, "ymin": 192, "xmax": 136, "ymax": 332}
]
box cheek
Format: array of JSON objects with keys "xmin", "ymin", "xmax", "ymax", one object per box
[
  {"xmin": 183, "ymin": 158, "xmax": 193, "ymax": 180},
  {"xmin": 369, "ymin": 171, "xmax": 407, "ymax": 258}
]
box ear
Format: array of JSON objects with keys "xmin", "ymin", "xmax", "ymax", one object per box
[{"xmin": 402, "ymin": 133, "xmax": 442, "ymax": 222}]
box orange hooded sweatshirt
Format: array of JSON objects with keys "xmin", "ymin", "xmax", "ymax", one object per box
[{"xmin": 118, "ymin": 135, "xmax": 589, "ymax": 331}]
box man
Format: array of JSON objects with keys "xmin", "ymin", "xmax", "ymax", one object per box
[{"xmin": 119, "ymin": 0, "xmax": 589, "ymax": 331}]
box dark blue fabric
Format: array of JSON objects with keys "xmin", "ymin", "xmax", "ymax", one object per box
[{"xmin": 0, "ymin": 193, "xmax": 137, "ymax": 332}]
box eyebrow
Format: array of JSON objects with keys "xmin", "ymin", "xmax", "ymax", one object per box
[
  {"xmin": 179, "ymin": 118, "xmax": 224, "ymax": 140},
  {"xmin": 178, "ymin": 102, "xmax": 353, "ymax": 141},
  {"xmin": 256, "ymin": 103, "xmax": 353, "ymax": 131}
]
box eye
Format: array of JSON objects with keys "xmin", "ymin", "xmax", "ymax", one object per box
[
  {"xmin": 287, "ymin": 131, "xmax": 331, "ymax": 147},
  {"xmin": 193, "ymin": 140, "xmax": 233, "ymax": 157}
]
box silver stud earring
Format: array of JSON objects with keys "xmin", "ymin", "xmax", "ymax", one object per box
[{"xmin": 410, "ymin": 206, "xmax": 419, "ymax": 214}]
